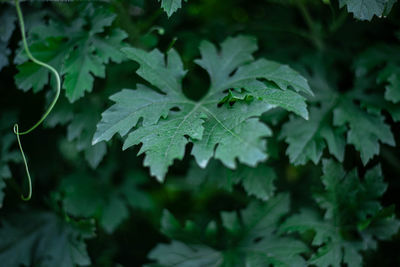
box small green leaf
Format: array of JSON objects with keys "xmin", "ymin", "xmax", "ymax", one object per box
[
  {"xmin": 339, "ymin": 0, "xmax": 397, "ymax": 21},
  {"xmin": 333, "ymin": 98, "xmax": 395, "ymax": 164},
  {"xmin": 384, "ymin": 73, "xmax": 400, "ymax": 103},
  {"xmin": 281, "ymin": 106, "xmax": 345, "ymax": 165},
  {"xmin": 158, "ymin": 0, "xmax": 188, "ymax": 17}
]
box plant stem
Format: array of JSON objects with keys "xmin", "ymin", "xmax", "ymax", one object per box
[
  {"xmin": 297, "ymin": 2, "xmax": 324, "ymax": 50},
  {"xmin": 329, "ymin": 10, "xmax": 348, "ymax": 33},
  {"xmin": 14, "ymin": 0, "xmax": 62, "ymax": 200},
  {"xmin": 14, "ymin": 0, "xmax": 61, "ymax": 135}
]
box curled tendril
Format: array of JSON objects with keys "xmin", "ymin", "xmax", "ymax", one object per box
[
  {"xmin": 147, "ymin": 25, "xmax": 165, "ymax": 36},
  {"xmin": 14, "ymin": 0, "xmax": 61, "ymax": 201},
  {"xmin": 13, "ymin": 124, "xmax": 32, "ymax": 201}
]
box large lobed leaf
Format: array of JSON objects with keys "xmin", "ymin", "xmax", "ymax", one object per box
[{"xmin": 93, "ymin": 35, "xmax": 312, "ymax": 181}]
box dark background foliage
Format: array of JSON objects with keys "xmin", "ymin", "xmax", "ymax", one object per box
[{"xmin": 1, "ymin": 0, "xmax": 400, "ymax": 266}]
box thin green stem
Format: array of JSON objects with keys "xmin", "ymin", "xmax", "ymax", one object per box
[
  {"xmin": 166, "ymin": 37, "xmax": 178, "ymax": 52},
  {"xmin": 298, "ymin": 2, "xmax": 314, "ymax": 32},
  {"xmin": 13, "ymin": 124, "xmax": 32, "ymax": 201},
  {"xmin": 329, "ymin": 10, "xmax": 348, "ymax": 33},
  {"xmin": 13, "ymin": 0, "xmax": 61, "ymax": 200},
  {"xmin": 297, "ymin": 2, "xmax": 324, "ymax": 50},
  {"xmin": 14, "ymin": 0, "xmax": 61, "ymax": 135}
]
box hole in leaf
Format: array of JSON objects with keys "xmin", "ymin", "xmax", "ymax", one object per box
[
  {"xmin": 182, "ymin": 63, "xmax": 210, "ymax": 101},
  {"xmin": 253, "ymin": 237, "xmax": 263, "ymax": 244},
  {"xmin": 229, "ymin": 68, "xmax": 237, "ymax": 77}
]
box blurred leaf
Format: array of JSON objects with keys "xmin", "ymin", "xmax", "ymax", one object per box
[
  {"xmin": 0, "ymin": 113, "xmax": 20, "ymax": 208},
  {"xmin": 187, "ymin": 160, "xmax": 276, "ymax": 201},
  {"xmin": 0, "ymin": 7, "xmax": 16, "ymax": 71},
  {"xmin": 281, "ymin": 159, "xmax": 400, "ymax": 267},
  {"xmin": 281, "ymin": 106, "xmax": 345, "ymax": 165},
  {"xmin": 148, "ymin": 194, "xmax": 308, "ymax": 266},
  {"xmin": 59, "ymin": 169, "xmax": 153, "ymax": 233},
  {"xmin": 0, "ymin": 210, "xmax": 95, "ymax": 267}
]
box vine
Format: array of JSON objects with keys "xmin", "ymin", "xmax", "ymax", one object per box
[{"xmin": 13, "ymin": 0, "xmax": 61, "ymax": 200}]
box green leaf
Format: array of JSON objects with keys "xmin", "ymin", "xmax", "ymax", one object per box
[
  {"xmin": 84, "ymin": 142, "xmax": 107, "ymax": 169},
  {"xmin": 14, "ymin": 4, "xmax": 127, "ymax": 102},
  {"xmin": 158, "ymin": 0, "xmax": 188, "ymax": 17},
  {"xmin": 0, "ymin": 210, "xmax": 95, "ymax": 267},
  {"xmin": 186, "ymin": 160, "xmax": 241, "ymax": 191},
  {"xmin": 384, "ymin": 72, "xmax": 400, "ymax": 103},
  {"xmin": 187, "ymin": 160, "xmax": 277, "ymax": 201},
  {"xmin": 60, "ymin": 173, "xmax": 122, "ymax": 233},
  {"xmin": 355, "ymin": 44, "xmax": 400, "ymax": 103},
  {"xmin": 196, "ymin": 36, "xmax": 311, "ymax": 118},
  {"xmin": 240, "ymin": 165, "xmax": 276, "ymax": 201},
  {"xmin": 148, "ymin": 194, "xmax": 308, "ymax": 266},
  {"xmin": 63, "ymin": 45, "xmax": 105, "ymax": 101},
  {"xmin": 317, "ymin": 160, "xmax": 393, "ymax": 224},
  {"xmin": 281, "ymin": 106, "xmax": 345, "ymax": 165},
  {"xmin": 0, "ymin": 135, "xmax": 17, "ymax": 208},
  {"xmin": 282, "ymin": 209, "xmax": 363, "ymax": 267},
  {"xmin": 119, "ymin": 172, "xmax": 156, "ymax": 211},
  {"xmin": 281, "ymin": 159, "xmax": 400, "ymax": 267},
  {"xmin": 44, "ymin": 94, "xmax": 107, "ymax": 168},
  {"xmin": 0, "ymin": 133, "xmax": 20, "ymax": 208},
  {"xmin": 0, "ymin": 113, "xmax": 21, "ymax": 208},
  {"xmin": 0, "ymin": 7, "xmax": 15, "ymax": 71},
  {"xmin": 238, "ymin": 195, "xmax": 308, "ymax": 267},
  {"xmin": 333, "ymin": 98, "xmax": 395, "ymax": 164},
  {"xmin": 148, "ymin": 241, "xmax": 222, "ymax": 267},
  {"xmin": 59, "ymin": 168, "xmax": 153, "ymax": 233},
  {"xmin": 66, "ymin": 102, "xmax": 107, "ymax": 169},
  {"xmin": 339, "ymin": 0, "xmax": 397, "ymax": 21},
  {"xmin": 15, "ymin": 37, "xmax": 69, "ymax": 93},
  {"xmin": 281, "ymin": 52, "xmax": 398, "ymax": 166},
  {"xmin": 94, "ymin": 36, "xmax": 311, "ymax": 181}
]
